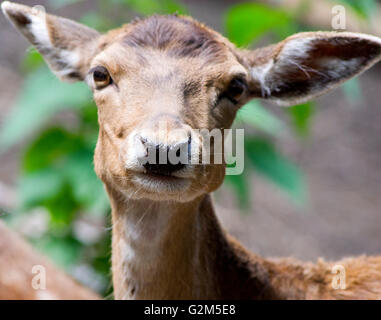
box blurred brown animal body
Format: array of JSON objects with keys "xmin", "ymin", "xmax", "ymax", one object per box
[
  {"xmin": 0, "ymin": 221, "xmax": 99, "ymax": 299},
  {"xmin": 2, "ymin": 2, "xmax": 381, "ymax": 299}
]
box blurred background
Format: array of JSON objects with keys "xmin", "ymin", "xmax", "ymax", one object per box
[{"xmin": 1, "ymin": 0, "xmax": 381, "ymax": 298}]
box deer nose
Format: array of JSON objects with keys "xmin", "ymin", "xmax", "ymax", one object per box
[{"xmin": 139, "ymin": 137, "xmax": 191, "ymax": 176}]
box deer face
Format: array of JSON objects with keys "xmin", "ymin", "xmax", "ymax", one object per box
[
  {"xmin": 89, "ymin": 16, "xmax": 250, "ymax": 201},
  {"xmin": 3, "ymin": 2, "xmax": 381, "ymax": 202}
]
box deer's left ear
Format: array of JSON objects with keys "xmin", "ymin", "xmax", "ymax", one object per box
[
  {"xmin": 243, "ymin": 32, "xmax": 381, "ymax": 106},
  {"xmin": 2, "ymin": 1, "xmax": 100, "ymax": 81}
]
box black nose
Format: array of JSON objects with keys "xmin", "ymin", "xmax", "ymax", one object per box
[{"xmin": 143, "ymin": 145, "xmax": 187, "ymax": 176}]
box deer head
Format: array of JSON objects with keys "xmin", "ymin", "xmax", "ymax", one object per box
[{"xmin": 3, "ymin": 1, "xmax": 381, "ymax": 204}]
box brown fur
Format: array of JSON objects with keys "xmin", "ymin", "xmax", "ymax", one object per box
[
  {"xmin": 0, "ymin": 221, "xmax": 99, "ymax": 300},
  {"xmin": 3, "ymin": 1, "xmax": 381, "ymax": 300}
]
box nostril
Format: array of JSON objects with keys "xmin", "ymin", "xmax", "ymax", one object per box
[{"xmin": 187, "ymin": 134, "xmax": 192, "ymax": 156}]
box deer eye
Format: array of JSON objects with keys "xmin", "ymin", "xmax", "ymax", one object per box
[
  {"xmin": 223, "ymin": 77, "xmax": 247, "ymax": 104},
  {"xmin": 92, "ymin": 66, "xmax": 112, "ymax": 89}
]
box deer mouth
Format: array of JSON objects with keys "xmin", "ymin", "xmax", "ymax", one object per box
[
  {"xmin": 132, "ymin": 171, "xmax": 192, "ymax": 193},
  {"xmin": 141, "ymin": 171, "xmax": 183, "ymax": 181}
]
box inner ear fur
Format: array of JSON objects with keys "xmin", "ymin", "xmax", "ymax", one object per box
[
  {"xmin": 242, "ymin": 32, "xmax": 381, "ymax": 106},
  {"xmin": 2, "ymin": 1, "xmax": 100, "ymax": 81}
]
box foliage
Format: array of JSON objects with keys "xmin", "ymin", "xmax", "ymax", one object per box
[
  {"xmin": 0, "ymin": 0, "xmax": 371, "ymax": 296},
  {"xmin": 225, "ymin": 2, "xmax": 308, "ymax": 207},
  {"xmin": 0, "ymin": 67, "xmax": 91, "ymax": 149},
  {"xmin": 339, "ymin": 0, "xmax": 378, "ymax": 19},
  {"xmin": 225, "ymin": 3, "xmax": 295, "ymax": 47}
]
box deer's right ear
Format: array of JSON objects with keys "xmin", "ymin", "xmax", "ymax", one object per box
[{"xmin": 1, "ymin": 1, "xmax": 100, "ymax": 81}]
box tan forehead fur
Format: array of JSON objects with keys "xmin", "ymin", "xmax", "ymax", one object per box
[{"xmin": 91, "ymin": 14, "xmax": 244, "ymax": 78}]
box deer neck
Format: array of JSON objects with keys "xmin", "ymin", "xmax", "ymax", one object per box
[{"xmin": 108, "ymin": 188, "xmax": 226, "ymax": 299}]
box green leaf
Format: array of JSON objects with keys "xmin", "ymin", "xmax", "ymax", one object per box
[
  {"xmin": 118, "ymin": 0, "xmax": 186, "ymax": 15},
  {"xmin": 0, "ymin": 67, "xmax": 91, "ymax": 151},
  {"xmin": 236, "ymin": 100, "xmax": 284, "ymax": 136},
  {"xmin": 288, "ymin": 102, "xmax": 314, "ymax": 137},
  {"xmin": 79, "ymin": 102, "xmax": 99, "ymax": 127},
  {"xmin": 341, "ymin": 78, "xmax": 363, "ymax": 105},
  {"xmin": 22, "ymin": 127, "xmax": 83, "ymax": 173},
  {"xmin": 80, "ymin": 12, "xmax": 112, "ymax": 31},
  {"xmin": 21, "ymin": 50, "xmax": 44, "ymax": 73},
  {"xmin": 225, "ymin": 3, "xmax": 290, "ymax": 47},
  {"xmin": 44, "ymin": 185, "xmax": 78, "ymax": 226},
  {"xmin": 245, "ymin": 138, "xmax": 306, "ymax": 204},
  {"xmin": 63, "ymin": 150, "xmax": 109, "ymax": 214},
  {"xmin": 33, "ymin": 235, "xmax": 82, "ymax": 268},
  {"xmin": 224, "ymin": 173, "xmax": 250, "ymax": 209},
  {"xmin": 338, "ymin": 0, "xmax": 377, "ymax": 19},
  {"xmin": 21, "ymin": 126, "xmax": 108, "ymax": 214},
  {"xmin": 159, "ymin": 0, "xmax": 187, "ymax": 14},
  {"xmin": 18, "ymin": 169, "xmax": 64, "ymax": 208},
  {"xmin": 91, "ymin": 231, "xmax": 112, "ymax": 275}
]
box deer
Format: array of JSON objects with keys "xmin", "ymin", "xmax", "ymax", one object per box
[{"xmin": 3, "ymin": 1, "xmax": 381, "ymax": 300}]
